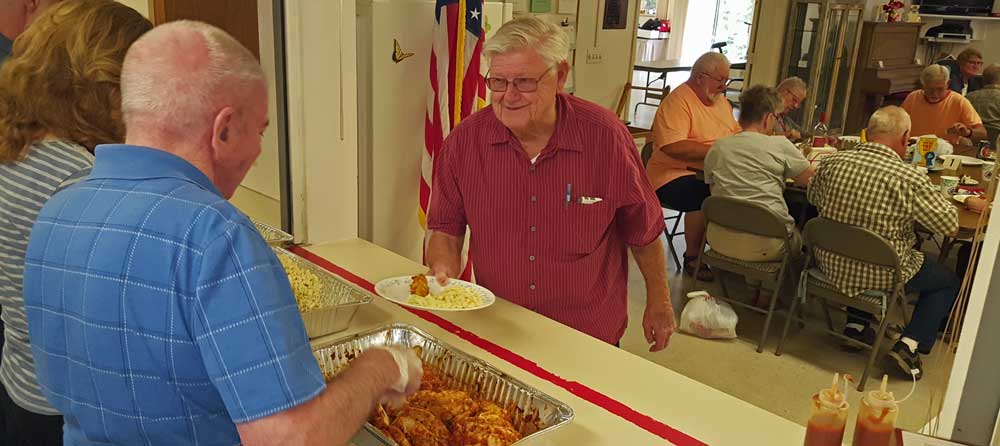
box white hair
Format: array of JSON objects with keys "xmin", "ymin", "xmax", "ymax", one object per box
[
  {"xmin": 920, "ymin": 64, "xmax": 950, "ymax": 87},
  {"xmin": 776, "ymin": 76, "xmax": 807, "ymax": 93},
  {"xmin": 691, "ymin": 51, "xmax": 730, "ymax": 76},
  {"xmin": 867, "ymin": 106, "xmax": 911, "ymax": 139},
  {"xmin": 483, "ymin": 16, "xmax": 570, "ymax": 67},
  {"xmin": 121, "ymin": 20, "xmax": 265, "ymax": 133}
]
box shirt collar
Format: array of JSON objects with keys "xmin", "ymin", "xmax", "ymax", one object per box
[
  {"xmin": 0, "ymin": 33, "xmax": 12, "ymax": 60},
  {"xmin": 857, "ymin": 141, "xmax": 904, "ymax": 161},
  {"xmin": 488, "ymin": 93, "xmax": 584, "ymax": 153},
  {"xmin": 88, "ymin": 144, "xmax": 222, "ymax": 197}
]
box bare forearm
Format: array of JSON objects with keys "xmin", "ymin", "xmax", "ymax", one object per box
[
  {"xmin": 661, "ymin": 140, "xmax": 711, "ymax": 163},
  {"xmin": 631, "ymin": 238, "xmax": 669, "ymax": 302},
  {"xmin": 426, "ymin": 230, "xmax": 463, "ymax": 275},
  {"xmin": 971, "ymin": 125, "xmax": 988, "ymax": 142},
  {"xmin": 237, "ymin": 353, "xmax": 396, "ymax": 446}
]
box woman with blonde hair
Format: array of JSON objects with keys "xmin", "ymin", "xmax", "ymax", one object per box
[{"xmin": 0, "ymin": 1, "xmax": 150, "ymax": 443}]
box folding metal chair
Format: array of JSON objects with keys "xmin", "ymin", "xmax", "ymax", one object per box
[
  {"xmin": 641, "ymin": 141, "xmax": 684, "ymax": 270},
  {"xmin": 775, "ymin": 217, "xmax": 910, "ymax": 391},
  {"xmin": 691, "ymin": 196, "xmax": 796, "ymax": 353}
]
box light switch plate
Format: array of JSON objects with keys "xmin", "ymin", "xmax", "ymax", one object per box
[{"xmin": 586, "ymin": 48, "xmax": 603, "ymax": 64}]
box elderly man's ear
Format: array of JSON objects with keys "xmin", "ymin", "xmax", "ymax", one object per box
[
  {"xmin": 212, "ymin": 107, "xmax": 236, "ymax": 148},
  {"xmin": 555, "ymin": 61, "xmax": 571, "ymax": 91}
]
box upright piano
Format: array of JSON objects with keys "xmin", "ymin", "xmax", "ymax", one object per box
[{"xmin": 845, "ymin": 22, "xmax": 924, "ymax": 134}]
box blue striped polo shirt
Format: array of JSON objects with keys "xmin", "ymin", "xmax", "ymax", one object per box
[{"xmin": 23, "ymin": 144, "xmax": 325, "ymax": 445}]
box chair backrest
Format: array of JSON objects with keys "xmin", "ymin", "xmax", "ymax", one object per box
[
  {"xmin": 702, "ymin": 196, "xmax": 789, "ymax": 240},
  {"xmin": 802, "ymin": 217, "xmax": 901, "ymax": 274},
  {"xmin": 641, "ymin": 141, "xmax": 654, "ymax": 167}
]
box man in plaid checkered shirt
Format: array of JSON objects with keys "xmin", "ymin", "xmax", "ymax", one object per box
[
  {"xmin": 23, "ymin": 22, "xmax": 422, "ymax": 445},
  {"xmin": 808, "ymin": 106, "xmax": 961, "ymax": 380}
]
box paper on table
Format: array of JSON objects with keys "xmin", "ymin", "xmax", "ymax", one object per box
[{"xmin": 900, "ymin": 430, "xmax": 972, "ymax": 446}]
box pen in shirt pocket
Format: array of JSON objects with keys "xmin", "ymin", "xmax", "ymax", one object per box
[{"xmin": 565, "ymin": 183, "xmax": 572, "ymax": 209}]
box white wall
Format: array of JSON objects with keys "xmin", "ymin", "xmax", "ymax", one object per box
[
  {"xmin": 573, "ymin": 0, "xmax": 641, "ymax": 109},
  {"xmin": 239, "ymin": 0, "xmax": 283, "ymax": 205},
  {"xmin": 284, "ymin": 0, "xmax": 360, "ymax": 244},
  {"xmin": 745, "ymin": 0, "xmax": 791, "ymax": 87}
]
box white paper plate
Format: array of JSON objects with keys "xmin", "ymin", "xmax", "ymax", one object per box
[
  {"xmin": 374, "ymin": 275, "xmax": 496, "ymax": 311},
  {"xmin": 941, "ymin": 154, "xmax": 984, "ymax": 166},
  {"xmin": 953, "ymin": 194, "xmax": 972, "ymax": 204}
]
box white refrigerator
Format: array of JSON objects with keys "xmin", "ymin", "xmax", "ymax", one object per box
[{"xmin": 356, "ymin": 0, "xmax": 514, "ymax": 262}]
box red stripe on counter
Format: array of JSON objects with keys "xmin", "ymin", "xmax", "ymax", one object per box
[{"xmin": 289, "ymin": 246, "xmax": 707, "ymax": 446}]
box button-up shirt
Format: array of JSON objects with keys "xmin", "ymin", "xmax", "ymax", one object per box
[
  {"xmin": 24, "ymin": 145, "xmax": 325, "ymax": 445},
  {"xmin": 807, "ymin": 142, "xmax": 958, "ymax": 297},
  {"xmin": 967, "ymin": 84, "xmax": 1000, "ymax": 145},
  {"xmin": 428, "ymin": 94, "xmax": 666, "ymax": 344}
]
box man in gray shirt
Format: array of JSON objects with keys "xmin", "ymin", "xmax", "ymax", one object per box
[
  {"xmin": 968, "ymin": 64, "xmax": 1000, "ymax": 146},
  {"xmin": 704, "ymin": 85, "xmax": 814, "ymax": 262}
]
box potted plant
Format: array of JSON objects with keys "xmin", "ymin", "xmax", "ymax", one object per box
[{"xmin": 883, "ymin": 1, "xmax": 905, "ymax": 22}]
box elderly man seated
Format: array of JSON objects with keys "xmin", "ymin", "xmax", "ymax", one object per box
[
  {"xmin": 903, "ymin": 64, "xmax": 987, "ymax": 145},
  {"xmin": 648, "ymin": 51, "xmax": 741, "ymax": 280},
  {"xmin": 968, "ymin": 64, "xmax": 1000, "ymax": 146},
  {"xmin": 704, "ymin": 85, "xmax": 813, "ymax": 262},
  {"xmin": 938, "ymin": 48, "xmax": 985, "ymax": 95},
  {"xmin": 774, "ymin": 77, "xmax": 808, "ymax": 141},
  {"xmin": 808, "ymin": 106, "xmax": 960, "ymax": 380}
]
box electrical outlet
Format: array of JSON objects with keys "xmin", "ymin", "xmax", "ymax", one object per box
[{"xmin": 586, "ymin": 48, "xmax": 603, "ymax": 64}]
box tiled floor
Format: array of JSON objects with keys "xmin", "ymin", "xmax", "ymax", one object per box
[{"xmin": 619, "ymin": 213, "xmax": 954, "ymax": 437}]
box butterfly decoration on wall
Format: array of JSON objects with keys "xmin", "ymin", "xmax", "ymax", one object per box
[{"xmin": 392, "ymin": 39, "xmax": 414, "ymax": 64}]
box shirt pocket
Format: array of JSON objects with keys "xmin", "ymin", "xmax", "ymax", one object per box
[{"xmin": 556, "ymin": 198, "xmax": 614, "ymax": 256}]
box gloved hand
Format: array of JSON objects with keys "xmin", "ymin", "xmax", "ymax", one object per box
[{"xmin": 370, "ymin": 346, "xmax": 423, "ymax": 407}]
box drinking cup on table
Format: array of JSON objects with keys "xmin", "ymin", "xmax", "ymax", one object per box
[
  {"xmin": 940, "ymin": 176, "xmax": 960, "ymax": 196},
  {"xmin": 983, "ymin": 162, "xmax": 995, "ymax": 181}
]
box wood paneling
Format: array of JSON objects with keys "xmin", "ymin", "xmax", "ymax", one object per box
[{"xmin": 150, "ymin": 0, "xmax": 260, "ymax": 60}]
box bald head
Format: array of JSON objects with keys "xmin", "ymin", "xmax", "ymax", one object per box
[
  {"xmin": 867, "ymin": 106, "xmax": 911, "ymax": 157},
  {"xmin": 0, "ymin": 0, "xmax": 61, "ymax": 39},
  {"xmin": 121, "ymin": 20, "xmax": 265, "ymax": 136},
  {"xmin": 692, "ymin": 51, "xmax": 730, "ymax": 77},
  {"xmin": 121, "ymin": 20, "xmax": 268, "ymax": 199}
]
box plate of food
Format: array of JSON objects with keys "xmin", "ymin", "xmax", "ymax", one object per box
[
  {"xmin": 941, "ymin": 154, "xmax": 984, "ymax": 166},
  {"xmin": 960, "ymin": 175, "xmax": 980, "ymax": 186},
  {"xmin": 374, "ymin": 275, "xmax": 496, "ymax": 311},
  {"xmin": 953, "ymin": 194, "xmax": 973, "ymax": 204}
]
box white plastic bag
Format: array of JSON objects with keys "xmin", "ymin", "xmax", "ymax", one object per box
[{"xmin": 679, "ymin": 291, "xmax": 738, "ymax": 339}]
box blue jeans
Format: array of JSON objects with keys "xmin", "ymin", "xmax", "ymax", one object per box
[{"xmin": 847, "ymin": 257, "xmax": 960, "ymax": 354}]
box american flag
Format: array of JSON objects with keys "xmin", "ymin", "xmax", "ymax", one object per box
[{"xmin": 420, "ymin": 0, "xmax": 486, "ymax": 280}]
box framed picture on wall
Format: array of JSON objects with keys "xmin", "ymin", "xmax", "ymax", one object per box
[{"xmin": 603, "ymin": 0, "xmax": 627, "ymax": 29}]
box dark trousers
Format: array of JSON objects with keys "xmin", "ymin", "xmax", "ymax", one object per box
[
  {"xmin": 847, "ymin": 257, "xmax": 960, "ymax": 355},
  {"xmin": 0, "ymin": 383, "xmax": 63, "ymax": 446}
]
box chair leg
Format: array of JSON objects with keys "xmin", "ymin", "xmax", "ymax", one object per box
[
  {"xmin": 664, "ymin": 226, "xmax": 682, "ymax": 271},
  {"xmin": 776, "ymin": 292, "xmax": 800, "ymax": 356},
  {"xmin": 757, "ymin": 266, "xmax": 789, "ymax": 353},
  {"xmin": 820, "ymin": 299, "xmax": 836, "ymax": 332},
  {"xmin": 858, "ymin": 300, "xmax": 897, "ymax": 392}
]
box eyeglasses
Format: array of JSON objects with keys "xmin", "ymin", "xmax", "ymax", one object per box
[
  {"xmin": 486, "ymin": 66, "xmax": 555, "ymax": 93},
  {"xmin": 701, "ymin": 72, "xmax": 731, "ymax": 85}
]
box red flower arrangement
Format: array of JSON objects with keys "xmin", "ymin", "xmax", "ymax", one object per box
[{"xmin": 882, "ymin": 1, "xmax": 905, "ymax": 22}]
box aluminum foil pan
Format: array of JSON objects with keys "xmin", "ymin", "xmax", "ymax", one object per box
[
  {"xmin": 273, "ymin": 247, "xmax": 372, "ymax": 338},
  {"xmin": 313, "ymin": 324, "xmax": 574, "ymax": 445},
  {"xmin": 253, "ymin": 219, "xmax": 293, "ymax": 246}
]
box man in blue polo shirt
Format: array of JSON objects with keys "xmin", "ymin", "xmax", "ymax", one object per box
[{"xmin": 23, "ymin": 21, "xmax": 421, "ymax": 445}]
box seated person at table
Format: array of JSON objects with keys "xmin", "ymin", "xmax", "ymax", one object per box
[
  {"xmin": 903, "ymin": 64, "xmax": 987, "ymax": 145},
  {"xmin": 938, "ymin": 48, "xmax": 985, "ymax": 95},
  {"xmin": 704, "ymin": 85, "xmax": 813, "ymax": 262},
  {"xmin": 774, "ymin": 76, "xmax": 808, "ymax": 141},
  {"xmin": 808, "ymin": 106, "xmax": 960, "ymax": 380},
  {"xmin": 648, "ymin": 51, "xmax": 741, "ymax": 280},
  {"xmin": 967, "ymin": 64, "xmax": 1000, "ymax": 146}
]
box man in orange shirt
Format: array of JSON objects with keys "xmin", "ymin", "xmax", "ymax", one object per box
[
  {"xmin": 648, "ymin": 51, "xmax": 740, "ymax": 281},
  {"xmin": 903, "ymin": 64, "xmax": 987, "ymax": 145}
]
